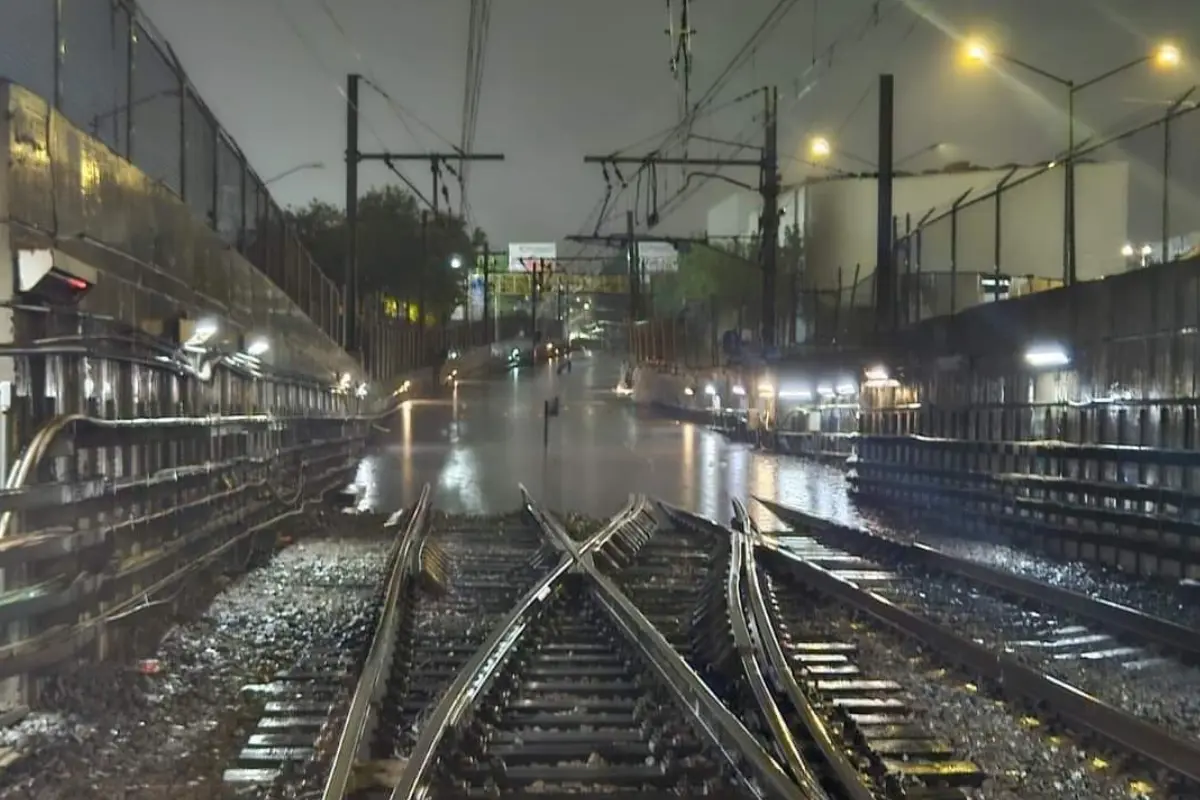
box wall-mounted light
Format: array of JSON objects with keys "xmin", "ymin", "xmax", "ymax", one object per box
[
  {"xmin": 704, "ymin": 384, "xmax": 717, "ymax": 396},
  {"xmin": 864, "ymin": 365, "xmax": 888, "ymax": 382},
  {"xmin": 1024, "ymin": 344, "xmax": 1069, "ymax": 368},
  {"xmin": 683, "ymin": 386, "xmax": 695, "ymax": 396},
  {"xmin": 184, "ymin": 318, "xmax": 219, "ymax": 350},
  {"xmin": 246, "ymin": 337, "xmax": 270, "ymax": 357},
  {"xmin": 731, "ymin": 385, "xmax": 746, "ymax": 396}
]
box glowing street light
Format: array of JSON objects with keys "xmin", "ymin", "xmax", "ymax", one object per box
[
  {"xmin": 1156, "ymin": 43, "xmax": 1182, "ymax": 68},
  {"xmin": 961, "ymin": 36, "xmax": 1182, "ymax": 287},
  {"xmin": 450, "ymin": 255, "xmax": 463, "ymax": 269},
  {"xmin": 964, "ymin": 39, "xmax": 990, "ymax": 64},
  {"xmin": 809, "ymin": 136, "xmax": 832, "ymax": 159},
  {"xmin": 1121, "ymin": 243, "xmax": 1135, "ymax": 257}
]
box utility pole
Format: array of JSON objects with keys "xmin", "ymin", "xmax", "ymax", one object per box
[
  {"xmin": 875, "ymin": 74, "xmax": 895, "ymax": 332},
  {"xmin": 344, "ymin": 74, "xmax": 360, "ymax": 354},
  {"xmin": 481, "ymin": 243, "xmax": 491, "ymax": 345},
  {"xmin": 419, "ymin": 210, "xmax": 429, "ymax": 356},
  {"xmin": 344, "ymin": 72, "xmax": 505, "ymax": 357},
  {"xmin": 760, "ymin": 86, "xmax": 779, "ymax": 349},
  {"xmin": 582, "ymin": 86, "xmax": 777, "ymax": 352},
  {"xmin": 625, "ymin": 210, "xmax": 639, "ymax": 324}
]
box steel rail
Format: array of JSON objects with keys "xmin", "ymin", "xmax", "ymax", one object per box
[
  {"xmin": 389, "ymin": 492, "xmax": 808, "ymax": 800},
  {"xmin": 581, "ymin": 548, "xmax": 809, "ymax": 800},
  {"xmin": 668, "ymin": 501, "xmax": 837, "ymax": 798},
  {"xmin": 321, "ymin": 484, "xmax": 433, "ymax": 799},
  {"xmin": 727, "ymin": 526, "xmax": 829, "ymax": 797},
  {"xmin": 755, "ymin": 496, "xmax": 1200, "ymax": 663},
  {"xmin": 731, "ymin": 501, "xmax": 878, "ymax": 800},
  {"xmin": 387, "ymin": 488, "xmax": 584, "ymax": 800},
  {"xmin": 765, "ymin": 545, "xmax": 1200, "ymax": 784},
  {"xmin": 581, "ymin": 498, "xmax": 812, "ymax": 799}
]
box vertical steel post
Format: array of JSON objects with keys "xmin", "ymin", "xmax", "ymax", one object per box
[
  {"xmin": 875, "ymin": 74, "xmax": 895, "ymax": 331},
  {"xmin": 345, "ymin": 74, "xmax": 361, "ymax": 353},
  {"xmin": 761, "ymin": 86, "xmax": 780, "ymax": 349}
]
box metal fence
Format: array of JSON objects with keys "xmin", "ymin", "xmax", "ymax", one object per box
[
  {"xmin": 891, "ymin": 95, "xmax": 1200, "ymax": 312},
  {"xmin": 0, "ymin": 0, "xmax": 343, "ymax": 346}
]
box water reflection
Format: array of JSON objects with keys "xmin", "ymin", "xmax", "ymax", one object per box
[{"xmin": 365, "ymin": 355, "xmax": 869, "ymax": 529}]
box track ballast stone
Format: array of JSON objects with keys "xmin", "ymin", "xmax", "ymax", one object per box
[{"xmin": 0, "ymin": 527, "xmax": 391, "ymax": 800}]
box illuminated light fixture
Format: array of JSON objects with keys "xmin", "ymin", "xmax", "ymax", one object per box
[
  {"xmin": 246, "ymin": 337, "xmax": 270, "ymax": 357},
  {"xmin": 450, "ymin": 255, "xmax": 463, "ymax": 269},
  {"xmin": 1140, "ymin": 244, "xmax": 1153, "ymax": 256},
  {"xmin": 778, "ymin": 388, "xmax": 812, "ymax": 400},
  {"xmin": 963, "ymin": 39, "xmax": 990, "ymax": 63},
  {"xmin": 835, "ymin": 383, "xmax": 857, "ymax": 396},
  {"xmin": 704, "ymin": 384, "xmax": 717, "ymax": 396},
  {"xmin": 184, "ymin": 318, "xmax": 219, "ymax": 350},
  {"xmin": 338, "ymin": 372, "xmax": 353, "ymax": 390},
  {"xmin": 1121, "ymin": 243, "xmax": 1135, "ymax": 257},
  {"xmin": 809, "ymin": 136, "xmax": 832, "ymax": 158},
  {"xmin": 1155, "ymin": 43, "xmax": 1182, "ymax": 68},
  {"xmin": 757, "ymin": 382, "xmax": 774, "ymax": 395},
  {"xmin": 731, "ymin": 384, "xmax": 747, "ymax": 396},
  {"xmin": 1024, "ymin": 345, "xmax": 1069, "ymax": 368},
  {"xmin": 448, "ymin": 349, "xmax": 460, "ymax": 360},
  {"xmin": 683, "ymin": 386, "xmax": 695, "ymax": 396},
  {"xmin": 816, "ymin": 385, "xmax": 835, "ymax": 397},
  {"xmin": 864, "ymin": 365, "xmax": 889, "ymax": 382},
  {"xmin": 355, "ymin": 382, "xmax": 369, "ymax": 398}
]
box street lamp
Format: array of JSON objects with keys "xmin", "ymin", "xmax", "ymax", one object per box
[
  {"xmin": 450, "ymin": 255, "xmax": 463, "ymax": 269},
  {"xmin": 808, "ymin": 136, "xmax": 948, "ymax": 170},
  {"xmin": 263, "ymin": 161, "xmax": 325, "ymax": 185},
  {"xmin": 962, "ymin": 38, "xmax": 1182, "ymax": 285}
]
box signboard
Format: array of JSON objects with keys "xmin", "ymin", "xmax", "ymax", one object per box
[
  {"xmin": 488, "ymin": 273, "xmax": 629, "ymax": 295},
  {"xmin": 508, "ymin": 242, "xmax": 557, "ymax": 272},
  {"xmin": 637, "ymin": 241, "xmax": 679, "ymax": 273}
]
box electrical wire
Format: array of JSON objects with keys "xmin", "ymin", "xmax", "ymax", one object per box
[{"xmin": 600, "ymin": 0, "xmax": 919, "ymax": 239}]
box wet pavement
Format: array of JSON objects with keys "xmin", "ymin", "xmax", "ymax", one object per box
[{"xmin": 352, "ymin": 352, "xmax": 859, "ymax": 525}]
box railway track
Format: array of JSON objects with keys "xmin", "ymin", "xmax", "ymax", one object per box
[
  {"xmin": 754, "ymin": 496, "xmax": 1200, "ymax": 796},
  {"xmin": 220, "ymin": 485, "xmax": 560, "ymax": 799},
  {"xmin": 639, "ymin": 501, "xmax": 981, "ymax": 800},
  {"xmin": 323, "ymin": 491, "xmax": 803, "ymax": 800}
]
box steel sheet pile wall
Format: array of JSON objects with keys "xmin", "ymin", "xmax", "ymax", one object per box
[{"xmin": 854, "ymin": 258, "xmax": 1200, "ymax": 579}]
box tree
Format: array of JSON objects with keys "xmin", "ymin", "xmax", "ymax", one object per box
[{"xmin": 286, "ymin": 187, "xmax": 475, "ymax": 322}]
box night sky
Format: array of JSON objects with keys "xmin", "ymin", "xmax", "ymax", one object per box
[{"xmin": 139, "ymin": 0, "xmax": 1200, "ymax": 249}]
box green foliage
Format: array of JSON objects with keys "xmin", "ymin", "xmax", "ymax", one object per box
[{"xmin": 287, "ymin": 187, "xmax": 480, "ymax": 320}]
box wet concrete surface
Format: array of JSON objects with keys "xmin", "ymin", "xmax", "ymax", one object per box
[{"xmin": 352, "ymin": 351, "xmax": 859, "ymax": 526}]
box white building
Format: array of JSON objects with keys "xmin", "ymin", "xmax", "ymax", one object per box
[{"xmin": 706, "ymin": 162, "xmax": 1130, "ymax": 318}]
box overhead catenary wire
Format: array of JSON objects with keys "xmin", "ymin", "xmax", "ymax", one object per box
[
  {"xmin": 314, "ymin": 0, "xmax": 474, "ymax": 216},
  {"xmin": 611, "ymin": 0, "xmax": 918, "ymax": 237}
]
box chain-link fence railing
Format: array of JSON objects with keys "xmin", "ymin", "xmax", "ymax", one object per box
[
  {"xmin": 785, "ymin": 94, "xmax": 1200, "ymax": 345},
  {"xmin": 1, "ymin": 0, "xmax": 344, "ymax": 350}
]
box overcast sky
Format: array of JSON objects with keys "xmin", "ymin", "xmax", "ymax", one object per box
[{"xmin": 139, "ymin": 0, "xmax": 1200, "ymax": 249}]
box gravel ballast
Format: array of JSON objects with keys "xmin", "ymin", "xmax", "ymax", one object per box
[
  {"xmin": 800, "ymin": 601, "xmax": 1152, "ymax": 799},
  {"xmin": 880, "ymin": 569, "xmax": 1200, "ymax": 746},
  {"xmin": 0, "ymin": 518, "xmax": 392, "ymax": 800}
]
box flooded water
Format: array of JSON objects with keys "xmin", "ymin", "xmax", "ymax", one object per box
[{"xmin": 353, "ymin": 352, "xmax": 867, "ymax": 528}]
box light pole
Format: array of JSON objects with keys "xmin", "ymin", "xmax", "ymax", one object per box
[
  {"xmin": 808, "ymin": 137, "xmax": 949, "ymax": 170},
  {"xmin": 263, "ymin": 161, "xmax": 325, "ymax": 186},
  {"xmin": 963, "ymin": 40, "xmax": 1182, "ymax": 285}
]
